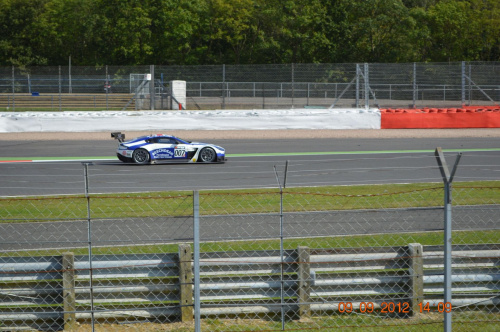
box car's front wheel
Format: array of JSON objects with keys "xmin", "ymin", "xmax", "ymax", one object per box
[
  {"xmin": 199, "ymin": 147, "xmax": 216, "ymax": 163},
  {"xmin": 132, "ymin": 148, "xmax": 150, "ymax": 164}
]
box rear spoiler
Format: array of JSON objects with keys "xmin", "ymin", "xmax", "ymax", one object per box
[{"xmin": 111, "ymin": 132, "xmax": 126, "ymax": 143}]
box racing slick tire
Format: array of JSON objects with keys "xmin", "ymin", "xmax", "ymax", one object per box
[
  {"xmin": 199, "ymin": 147, "xmax": 216, "ymax": 163},
  {"xmin": 132, "ymin": 148, "xmax": 150, "ymax": 164}
]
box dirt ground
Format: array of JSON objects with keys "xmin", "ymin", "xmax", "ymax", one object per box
[{"xmin": 1, "ymin": 128, "xmax": 499, "ymax": 141}]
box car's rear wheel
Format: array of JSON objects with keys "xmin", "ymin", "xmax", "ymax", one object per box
[
  {"xmin": 199, "ymin": 147, "xmax": 216, "ymax": 162},
  {"xmin": 132, "ymin": 148, "xmax": 150, "ymax": 164}
]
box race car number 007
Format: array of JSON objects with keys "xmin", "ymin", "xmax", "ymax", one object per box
[{"xmin": 174, "ymin": 149, "xmax": 186, "ymax": 157}]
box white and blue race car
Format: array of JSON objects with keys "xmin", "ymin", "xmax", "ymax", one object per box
[{"xmin": 112, "ymin": 132, "xmax": 226, "ymax": 164}]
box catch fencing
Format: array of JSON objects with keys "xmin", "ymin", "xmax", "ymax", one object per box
[
  {"xmin": 0, "ymin": 62, "xmax": 499, "ymax": 111},
  {"xmin": 0, "ymin": 151, "xmax": 499, "ymax": 332}
]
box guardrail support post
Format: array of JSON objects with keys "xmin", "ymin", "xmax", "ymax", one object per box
[
  {"xmin": 178, "ymin": 243, "xmax": 194, "ymax": 322},
  {"xmin": 298, "ymin": 246, "xmax": 311, "ymax": 319},
  {"xmin": 408, "ymin": 243, "xmax": 424, "ymax": 316},
  {"xmin": 62, "ymin": 252, "xmax": 76, "ymax": 330}
]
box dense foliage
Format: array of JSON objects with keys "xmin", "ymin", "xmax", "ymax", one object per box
[{"xmin": 0, "ymin": 0, "xmax": 499, "ymax": 66}]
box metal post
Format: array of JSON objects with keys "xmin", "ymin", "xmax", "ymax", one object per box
[
  {"xmin": 364, "ymin": 63, "xmax": 369, "ymax": 110},
  {"xmin": 307, "ymin": 83, "xmax": 309, "ymax": 106},
  {"xmin": 105, "ymin": 66, "xmax": 109, "ymax": 110},
  {"xmin": 12, "ymin": 66, "xmax": 15, "ymax": 111},
  {"xmin": 273, "ymin": 165, "xmax": 285, "ymax": 330},
  {"xmin": 283, "ymin": 160, "xmax": 289, "ymax": 189},
  {"xmin": 434, "ymin": 148, "xmax": 462, "ymax": 332},
  {"xmin": 291, "ymin": 63, "xmax": 295, "ymax": 108},
  {"xmin": 461, "ymin": 61, "xmax": 466, "ymax": 107},
  {"xmin": 222, "ymin": 64, "xmax": 226, "ymax": 109},
  {"xmin": 193, "ymin": 191, "xmax": 201, "ymax": 332},
  {"xmin": 413, "ymin": 62, "xmax": 417, "ymax": 109},
  {"xmin": 150, "ymin": 65, "xmax": 155, "ymax": 110},
  {"xmin": 82, "ymin": 162, "xmax": 95, "ymax": 332},
  {"xmin": 262, "ymin": 83, "xmax": 265, "ymax": 109},
  {"xmin": 58, "ymin": 66, "xmax": 62, "ymax": 111},
  {"xmin": 69, "ymin": 56, "xmax": 72, "ymax": 94},
  {"xmin": 468, "ymin": 64, "xmax": 472, "ymax": 106},
  {"xmin": 355, "ymin": 64, "xmax": 360, "ymax": 108}
]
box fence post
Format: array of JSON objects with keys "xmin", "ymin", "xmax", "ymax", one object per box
[
  {"xmin": 408, "ymin": 243, "xmax": 423, "ymax": 316},
  {"xmin": 11, "ymin": 66, "xmax": 15, "ymax": 111},
  {"xmin": 412, "ymin": 62, "xmax": 417, "ymax": 109},
  {"xmin": 82, "ymin": 162, "xmax": 95, "ymax": 330},
  {"xmin": 150, "ymin": 65, "xmax": 155, "ymax": 110},
  {"xmin": 298, "ymin": 246, "xmax": 311, "ymax": 319},
  {"xmin": 178, "ymin": 243, "xmax": 194, "ymax": 322},
  {"xmin": 461, "ymin": 61, "xmax": 466, "ymax": 107},
  {"xmin": 62, "ymin": 252, "xmax": 76, "ymax": 330},
  {"xmin": 58, "ymin": 65, "xmax": 62, "ymax": 111},
  {"xmin": 435, "ymin": 147, "xmax": 462, "ymax": 332},
  {"xmin": 193, "ymin": 191, "xmax": 201, "ymax": 332},
  {"xmin": 364, "ymin": 63, "xmax": 369, "ymax": 110},
  {"xmin": 222, "ymin": 64, "xmax": 226, "ymax": 109},
  {"xmin": 356, "ymin": 64, "xmax": 360, "ymax": 108}
]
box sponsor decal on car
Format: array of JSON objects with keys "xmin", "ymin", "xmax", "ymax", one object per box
[{"xmin": 152, "ymin": 148, "xmax": 174, "ymax": 159}]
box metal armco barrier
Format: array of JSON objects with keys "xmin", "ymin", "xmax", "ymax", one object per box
[{"xmin": 1, "ymin": 244, "xmax": 498, "ymax": 331}]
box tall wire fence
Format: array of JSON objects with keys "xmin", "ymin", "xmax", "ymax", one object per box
[
  {"xmin": 0, "ymin": 151, "xmax": 499, "ymax": 331},
  {"xmin": 0, "ymin": 62, "xmax": 499, "ymax": 111}
]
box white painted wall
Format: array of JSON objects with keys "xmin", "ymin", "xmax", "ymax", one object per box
[{"xmin": 0, "ymin": 109, "xmax": 381, "ymax": 133}]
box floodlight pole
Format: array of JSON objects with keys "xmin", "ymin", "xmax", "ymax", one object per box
[{"xmin": 434, "ymin": 148, "xmax": 462, "ymax": 332}]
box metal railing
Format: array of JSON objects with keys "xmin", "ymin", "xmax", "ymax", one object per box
[
  {"xmin": 0, "ymin": 62, "xmax": 499, "ymax": 110},
  {"xmin": 1, "ymin": 244, "xmax": 498, "ymax": 331}
]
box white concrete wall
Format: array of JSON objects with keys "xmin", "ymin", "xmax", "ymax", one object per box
[{"xmin": 0, "ymin": 109, "xmax": 381, "ymax": 133}]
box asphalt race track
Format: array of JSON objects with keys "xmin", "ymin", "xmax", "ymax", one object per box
[
  {"xmin": 1, "ymin": 136, "xmax": 499, "ymax": 250},
  {"xmin": 1, "ymin": 136, "xmax": 499, "ymax": 196}
]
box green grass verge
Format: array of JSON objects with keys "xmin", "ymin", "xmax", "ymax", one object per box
[
  {"xmin": 1, "ymin": 181, "xmax": 499, "ymax": 221},
  {"xmin": 197, "ymin": 314, "xmax": 500, "ymax": 332},
  {"xmin": 1, "ymin": 180, "xmax": 498, "ymax": 256},
  {"xmin": 6, "ymin": 229, "xmax": 498, "ymax": 258}
]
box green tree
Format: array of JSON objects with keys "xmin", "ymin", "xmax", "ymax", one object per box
[
  {"xmin": 196, "ymin": 0, "xmax": 260, "ymax": 64},
  {"xmin": 34, "ymin": 0, "xmax": 103, "ymax": 65},
  {"xmin": 470, "ymin": 0, "xmax": 500, "ymax": 61},
  {"xmin": 91, "ymin": 0, "xmax": 153, "ymax": 65},
  {"xmin": 254, "ymin": 0, "xmax": 329, "ymax": 63},
  {"xmin": 343, "ymin": 0, "xmax": 419, "ymax": 62},
  {"xmin": 0, "ymin": 0, "xmax": 50, "ymax": 66},
  {"xmin": 147, "ymin": 0, "xmax": 206, "ymax": 65},
  {"xmin": 426, "ymin": 0, "xmax": 483, "ymax": 61}
]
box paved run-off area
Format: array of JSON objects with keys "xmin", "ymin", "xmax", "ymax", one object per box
[{"xmin": 1, "ymin": 128, "xmax": 500, "ymax": 141}]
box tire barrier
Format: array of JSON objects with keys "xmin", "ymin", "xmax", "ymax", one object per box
[{"xmin": 380, "ymin": 106, "xmax": 500, "ymax": 129}]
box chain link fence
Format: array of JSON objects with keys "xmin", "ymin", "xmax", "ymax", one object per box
[
  {"xmin": 0, "ymin": 62, "xmax": 499, "ymax": 111},
  {"xmin": 0, "ymin": 153, "xmax": 499, "ymax": 331}
]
